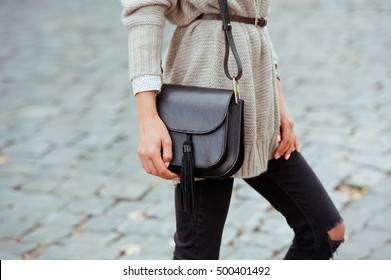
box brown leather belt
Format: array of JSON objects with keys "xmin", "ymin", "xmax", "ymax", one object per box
[{"xmin": 196, "ymin": 13, "xmax": 267, "ymax": 27}]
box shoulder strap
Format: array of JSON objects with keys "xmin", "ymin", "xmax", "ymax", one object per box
[{"xmin": 218, "ymin": 0, "xmax": 243, "ymax": 81}]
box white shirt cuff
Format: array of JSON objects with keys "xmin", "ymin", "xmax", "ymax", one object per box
[{"xmin": 132, "ymin": 75, "xmax": 161, "ymax": 96}]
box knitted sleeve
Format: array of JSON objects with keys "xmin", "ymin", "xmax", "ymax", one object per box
[{"xmin": 120, "ymin": 0, "xmax": 178, "ymax": 81}]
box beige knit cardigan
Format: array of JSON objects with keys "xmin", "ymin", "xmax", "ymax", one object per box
[{"xmin": 121, "ymin": 0, "xmax": 280, "ymax": 178}]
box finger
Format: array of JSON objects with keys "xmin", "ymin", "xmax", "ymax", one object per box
[
  {"xmin": 274, "ymin": 137, "xmax": 291, "ymax": 159},
  {"xmin": 144, "ymin": 158, "xmax": 159, "ymax": 176},
  {"xmin": 138, "ymin": 146, "xmax": 157, "ymax": 175},
  {"xmin": 139, "ymin": 157, "xmax": 149, "ymax": 174},
  {"xmin": 284, "ymin": 143, "xmax": 294, "ymax": 160},
  {"xmin": 160, "ymin": 137, "xmax": 177, "ymax": 179},
  {"xmin": 137, "ymin": 148, "xmax": 150, "ymax": 173},
  {"xmin": 161, "ymin": 137, "xmax": 173, "ymax": 164},
  {"xmin": 151, "ymin": 153, "xmax": 178, "ymax": 179}
]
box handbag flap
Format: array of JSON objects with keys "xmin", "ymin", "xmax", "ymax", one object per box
[{"xmin": 157, "ymin": 84, "xmax": 234, "ymax": 134}]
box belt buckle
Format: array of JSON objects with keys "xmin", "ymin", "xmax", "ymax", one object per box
[{"xmin": 258, "ymin": 18, "xmax": 267, "ymax": 27}]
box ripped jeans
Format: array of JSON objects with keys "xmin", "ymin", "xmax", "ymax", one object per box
[{"xmin": 173, "ymin": 152, "xmax": 344, "ymax": 260}]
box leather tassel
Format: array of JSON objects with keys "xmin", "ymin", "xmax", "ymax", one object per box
[{"xmin": 180, "ymin": 134, "xmax": 195, "ymax": 216}]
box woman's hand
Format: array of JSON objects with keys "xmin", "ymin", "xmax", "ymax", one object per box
[
  {"xmin": 273, "ymin": 79, "xmax": 300, "ymax": 160},
  {"xmin": 136, "ymin": 91, "xmax": 178, "ymax": 180}
]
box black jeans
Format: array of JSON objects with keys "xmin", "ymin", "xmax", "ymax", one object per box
[{"xmin": 173, "ymin": 152, "xmax": 344, "ymax": 260}]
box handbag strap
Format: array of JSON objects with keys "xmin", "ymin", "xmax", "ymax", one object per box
[{"xmin": 218, "ymin": 0, "xmax": 243, "ymax": 81}]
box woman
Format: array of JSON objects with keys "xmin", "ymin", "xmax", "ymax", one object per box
[{"xmin": 121, "ymin": 0, "xmax": 345, "ymax": 260}]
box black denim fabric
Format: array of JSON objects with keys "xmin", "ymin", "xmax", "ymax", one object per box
[{"xmin": 173, "ymin": 152, "xmax": 343, "ymax": 260}]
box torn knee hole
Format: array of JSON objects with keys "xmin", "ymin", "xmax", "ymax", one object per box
[
  {"xmin": 327, "ymin": 222, "xmax": 345, "ymax": 242},
  {"xmin": 326, "ymin": 222, "xmax": 345, "ymax": 259}
]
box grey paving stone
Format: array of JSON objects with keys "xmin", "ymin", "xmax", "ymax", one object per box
[
  {"xmin": 135, "ymin": 236, "xmax": 175, "ymax": 260},
  {"xmin": 0, "ymin": 176, "xmax": 23, "ymax": 190},
  {"xmin": 100, "ymin": 180, "xmax": 150, "ymax": 201},
  {"xmin": 366, "ymin": 208, "xmax": 391, "ymax": 232},
  {"xmin": 32, "ymin": 127, "xmax": 80, "ymax": 148},
  {"xmin": 367, "ymin": 244, "xmax": 391, "ymax": 260},
  {"xmin": 143, "ymin": 183, "xmax": 175, "ymax": 203},
  {"xmin": 348, "ymin": 228, "xmax": 390, "ymax": 253},
  {"xmin": 340, "ymin": 206, "xmax": 371, "ymax": 237},
  {"xmin": 105, "ymin": 201, "xmax": 149, "ymax": 219},
  {"xmin": 337, "ymin": 239, "xmax": 373, "ymax": 260},
  {"xmin": 346, "ymin": 169, "xmax": 387, "ymax": 190},
  {"xmin": 347, "ymin": 109, "xmax": 390, "ymax": 131},
  {"xmin": 116, "ymin": 218, "xmax": 175, "ymax": 238},
  {"xmin": 76, "ymin": 132, "xmax": 118, "ymax": 150},
  {"xmin": 345, "ymin": 192, "xmax": 390, "ymax": 214},
  {"xmin": 67, "ymin": 156, "xmax": 117, "ymax": 174},
  {"xmin": 100, "ymin": 169, "xmax": 158, "ymax": 200},
  {"xmin": 303, "ymin": 123, "xmax": 351, "ymax": 148},
  {"xmin": 225, "ymin": 242, "xmax": 275, "ymax": 260},
  {"xmin": 306, "ymin": 110, "xmax": 348, "ymax": 126},
  {"xmin": 328, "ymin": 191, "xmax": 351, "ymax": 212},
  {"xmin": 0, "ymin": 159, "xmax": 43, "ymax": 178},
  {"xmin": 108, "ymin": 145, "xmax": 134, "ymax": 164},
  {"xmin": 0, "ymin": 252, "xmax": 22, "ymax": 260},
  {"xmin": 239, "ymin": 230, "xmax": 293, "ymax": 253},
  {"xmin": 17, "ymin": 105, "xmax": 61, "ymax": 119},
  {"xmin": 82, "ymin": 215, "xmax": 125, "ymax": 233},
  {"xmin": 20, "ymin": 176, "xmax": 63, "ymax": 193},
  {"xmin": 41, "ymin": 212, "xmax": 83, "ymax": 227},
  {"xmin": 63, "ymin": 196, "xmax": 114, "ymax": 216},
  {"xmin": 54, "ymin": 172, "xmax": 111, "ymax": 198},
  {"xmin": 21, "ymin": 225, "xmax": 72, "ymax": 244},
  {"xmin": 311, "ymin": 157, "xmax": 354, "ymax": 192},
  {"xmin": 221, "ymin": 225, "xmax": 240, "ymax": 246},
  {"xmin": 36, "ymin": 242, "xmax": 119, "ymax": 260},
  {"xmin": 63, "ymin": 131, "xmax": 90, "ymax": 148},
  {"xmin": 0, "ymin": 207, "xmax": 49, "ymax": 227},
  {"xmin": 0, "ymin": 240, "xmax": 35, "ymax": 259},
  {"xmin": 38, "ymin": 148, "xmax": 83, "ymax": 168},
  {"xmin": 111, "ymin": 233, "xmax": 162, "ymax": 259},
  {"xmin": 110, "ymin": 156, "xmax": 159, "ymax": 182},
  {"xmin": 231, "ymin": 182, "xmax": 275, "ymax": 212},
  {"xmin": 224, "ymin": 200, "xmax": 267, "ymax": 230},
  {"xmin": 3, "ymin": 121, "xmax": 42, "ymax": 142},
  {"xmin": 258, "ymin": 212, "xmax": 292, "ymax": 237},
  {"xmin": 372, "ymin": 176, "xmax": 391, "ymax": 198},
  {"xmin": 56, "ymin": 231, "xmax": 120, "ymax": 248},
  {"xmin": 0, "ymin": 189, "xmax": 68, "ymax": 213},
  {"xmin": 2, "ymin": 142, "xmax": 51, "ymax": 160},
  {"xmin": 346, "ymin": 130, "xmax": 389, "ymax": 155},
  {"xmin": 144, "ymin": 201, "xmax": 175, "ymax": 220},
  {"xmin": 0, "ymin": 220, "xmax": 34, "ymax": 239}
]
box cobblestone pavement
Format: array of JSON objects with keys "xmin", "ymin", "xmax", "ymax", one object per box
[{"xmin": 0, "ymin": 0, "xmax": 390, "ymax": 260}]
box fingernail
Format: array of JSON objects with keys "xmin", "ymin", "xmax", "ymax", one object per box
[
  {"xmin": 164, "ymin": 162, "xmax": 169, "ymax": 168},
  {"xmin": 274, "ymin": 153, "xmax": 281, "ymax": 160},
  {"xmin": 285, "ymin": 154, "xmax": 291, "ymax": 160}
]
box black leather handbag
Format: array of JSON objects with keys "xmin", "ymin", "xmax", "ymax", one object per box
[{"xmin": 156, "ymin": 0, "xmax": 244, "ymax": 214}]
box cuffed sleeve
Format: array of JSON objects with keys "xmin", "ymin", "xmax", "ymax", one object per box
[{"xmin": 132, "ymin": 74, "xmax": 162, "ymax": 95}]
